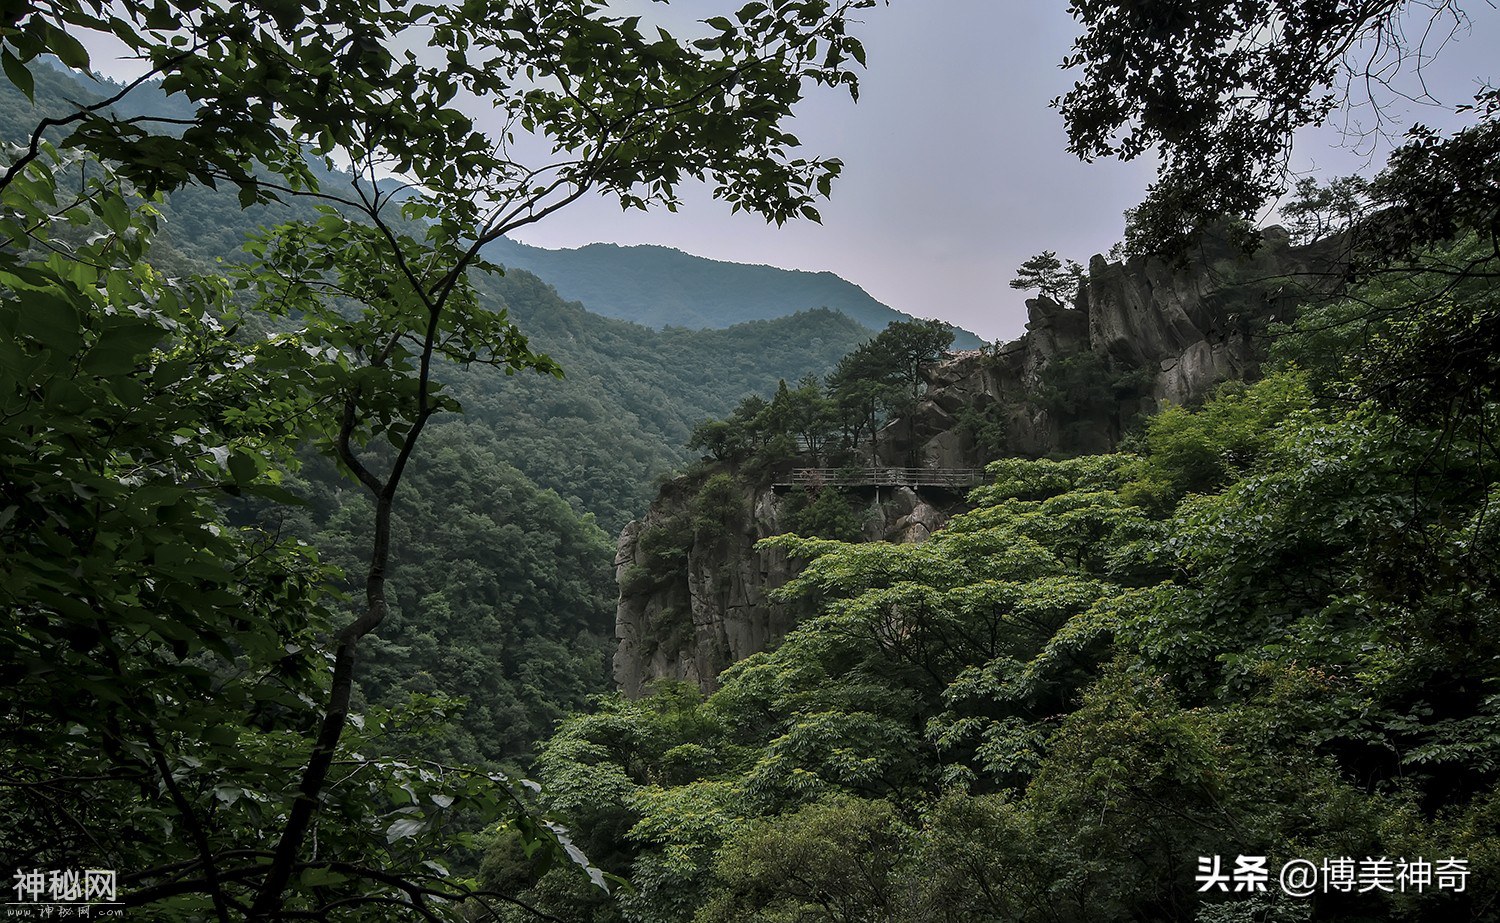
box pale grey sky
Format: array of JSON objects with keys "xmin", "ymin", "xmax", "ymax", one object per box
[
  {"xmin": 505, "ymin": 0, "xmax": 1498, "ymax": 342},
  {"xmin": 78, "ymin": 1, "xmax": 1498, "ymax": 342},
  {"xmin": 511, "ymin": 1, "xmax": 1161, "ymax": 342}
]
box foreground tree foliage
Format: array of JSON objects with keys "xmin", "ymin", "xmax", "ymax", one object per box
[
  {"xmin": 1061, "ymin": 0, "xmax": 1498, "ymax": 265},
  {"xmin": 1, "ymin": 0, "xmax": 877, "ymax": 919}
]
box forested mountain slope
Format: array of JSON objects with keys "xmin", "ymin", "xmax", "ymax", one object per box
[
  {"xmin": 453, "ymin": 278, "xmax": 875, "ymax": 529},
  {"xmin": 4, "ymin": 63, "xmax": 877, "ymax": 532},
  {"xmin": 17, "ymin": 5, "xmax": 1499, "ymax": 916},
  {"xmin": 0, "ymin": 64, "xmax": 877, "ymax": 773}
]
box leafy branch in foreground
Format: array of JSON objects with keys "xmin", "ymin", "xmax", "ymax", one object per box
[{"xmin": 3, "ymin": 0, "xmax": 880, "ymax": 919}]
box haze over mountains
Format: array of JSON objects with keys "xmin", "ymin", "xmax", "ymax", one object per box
[
  {"xmin": 485, "ymin": 235, "xmax": 986, "ymax": 347},
  {"xmin": 21, "ymin": 59, "xmax": 981, "ymax": 350}
]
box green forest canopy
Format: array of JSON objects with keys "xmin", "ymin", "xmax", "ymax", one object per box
[{"xmin": 496, "ymin": 2, "xmax": 1500, "ymax": 921}]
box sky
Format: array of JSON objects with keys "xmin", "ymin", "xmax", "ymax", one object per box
[
  {"xmin": 497, "ymin": 0, "xmax": 1499, "ymax": 342},
  {"xmin": 77, "ymin": 1, "xmax": 1498, "ymax": 343},
  {"xmin": 509, "ymin": 1, "xmax": 1162, "ymax": 342}
]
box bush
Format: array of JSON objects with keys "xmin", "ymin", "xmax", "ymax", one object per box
[
  {"xmin": 639, "ymin": 512, "xmax": 692, "ymax": 582},
  {"xmin": 691, "ymin": 474, "xmax": 746, "ymax": 550},
  {"xmin": 699, "ymin": 797, "xmax": 914, "ymax": 923},
  {"xmin": 783, "ymin": 487, "xmax": 864, "ymax": 541},
  {"xmin": 619, "ymin": 563, "xmax": 655, "ymax": 598},
  {"xmin": 955, "ymin": 401, "xmax": 1009, "ymax": 460},
  {"xmin": 744, "ymin": 433, "xmax": 799, "ymax": 482},
  {"xmin": 647, "ymin": 605, "xmax": 694, "ymax": 659}
]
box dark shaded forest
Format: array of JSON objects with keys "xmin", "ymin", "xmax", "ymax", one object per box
[{"xmin": 3, "ymin": 1, "xmax": 1498, "ymax": 922}]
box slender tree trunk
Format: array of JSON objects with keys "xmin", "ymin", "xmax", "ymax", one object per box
[{"xmin": 250, "ymin": 489, "xmax": 395, "ymax": 917}]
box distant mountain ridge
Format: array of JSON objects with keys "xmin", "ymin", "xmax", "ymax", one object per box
[
  {"xmin": 0, "ymin": 65, "xmax": 891, "ymax": 531},
  {"xmin": 22, "ymin": 60, "xmax": 979, "ymax": 348},
  {"xmin": 484, "ymin": 236, "xmax": 985, "ymax": 348}
]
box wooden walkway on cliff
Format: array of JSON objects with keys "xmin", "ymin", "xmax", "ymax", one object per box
[{"xmin": 775, "ymin": 467, "xmax": 988, "ymax": 491}]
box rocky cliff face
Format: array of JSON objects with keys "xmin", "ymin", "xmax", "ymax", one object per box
[
  {"xmin": 612, "ymin": 480, "xmax": 955, "ymax": 697},
  {"xmin": 893, "ymin": 226, "xmax": 1345, "ymax": 468},
  {"xmin": 611, "ymin": 480, "xmax": 795, "ymax": 698},
  {"xmin": 1085, "ymin": 225, "xmax": 1343, "ymax": 404},
  {"xmin": 614, "ymin": 227, "xmax": 1346, "ymax": 696}
]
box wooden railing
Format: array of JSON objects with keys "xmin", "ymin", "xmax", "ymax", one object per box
[{"xmin": 776, "ymin": 467, "xmax": 987, "ymax": 490}]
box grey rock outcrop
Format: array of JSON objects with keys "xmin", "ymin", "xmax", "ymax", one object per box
[
  {"xmin": 611, "ymin": 483, "xmax": 800, "ymax": 698},
  {"xmin": 885, "ymin": 226, "xmax": 1345, "ymax": 468},
  {"xmin": 1084, "ymin": 225, "xmax": 1343, "ymax": 410},
  {"xmin": 612, "ymin": 479, "xmax": 964, "ymax": 697}
]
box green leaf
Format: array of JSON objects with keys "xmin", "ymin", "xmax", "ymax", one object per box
[
  {"xmin": 99, "ymin": 195, "xmax": 130, "ymax": 234},
  {"xmin": 2, "ymin": 50, "xmax": 34, "ymax": 102},
  {"xmin": 44, "ymin": 25, "xmax": 92, "ymax": 70},
  {"xmin": 203, "ymin": 726, "xmax": 239, "ymax": 746},
  {"xmin": 16, "ymin": 293, "xmax": 84, "ymax": 356},
  {"xmin": 228, "ymin": 451, "xmax": 259, "ymax": 485},
  {"xmin": 298, "ymin": 867, "xmax": 349, "ymax": 888},
  {"xmin": 81, "ymin": 317, "xmax": 164, "ymax": 376},
  {"xmin": 385, "ymin": 817, "xmax": 425, "ymax": 843}
]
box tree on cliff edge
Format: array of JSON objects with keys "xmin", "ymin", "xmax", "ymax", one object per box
[
  {"xmin": 827, "ymin": 319, "xmax": 953, "ymax": 464},
  {"xmin": 1009, "ymin": 250, "xmax": 1085, "ymax": 303}
]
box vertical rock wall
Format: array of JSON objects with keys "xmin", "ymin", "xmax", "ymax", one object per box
[
  {"xmin": 612, "ymin": 481, "xmax": 955, "ymax": 697},
  {"xmin": 611, "ymin": 488, "xmax": 801, "ymax": 698}
]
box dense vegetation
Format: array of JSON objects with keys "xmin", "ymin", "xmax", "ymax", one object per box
[
  {"xmin": 5, "ymin": 0, "xmax": 1498, "ymax": 921},
  {"xmin": 8, "ymin": 63, "xmax": 878, "ymax": 534},
  {"xmin": 0, "ymin": 61, "xmax": 882, "ymax": 780},
  {"xmin": 1, "ymin": 0, "xmax": 879, "ymax": 918},
  {"xmin": 686, "ymin": 318, "xmax": 955, "ymax": 476},
  {"xmin": 510, "ymin": 332, "xmax": 1500, "ymax": 922},
  {"xmin": 455, "ymin": 280, "xmax": 877, "ymax": 530},
  {"xmin": 496, "ymin": 3, "xmax": 1500, "ymax": 920}
]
